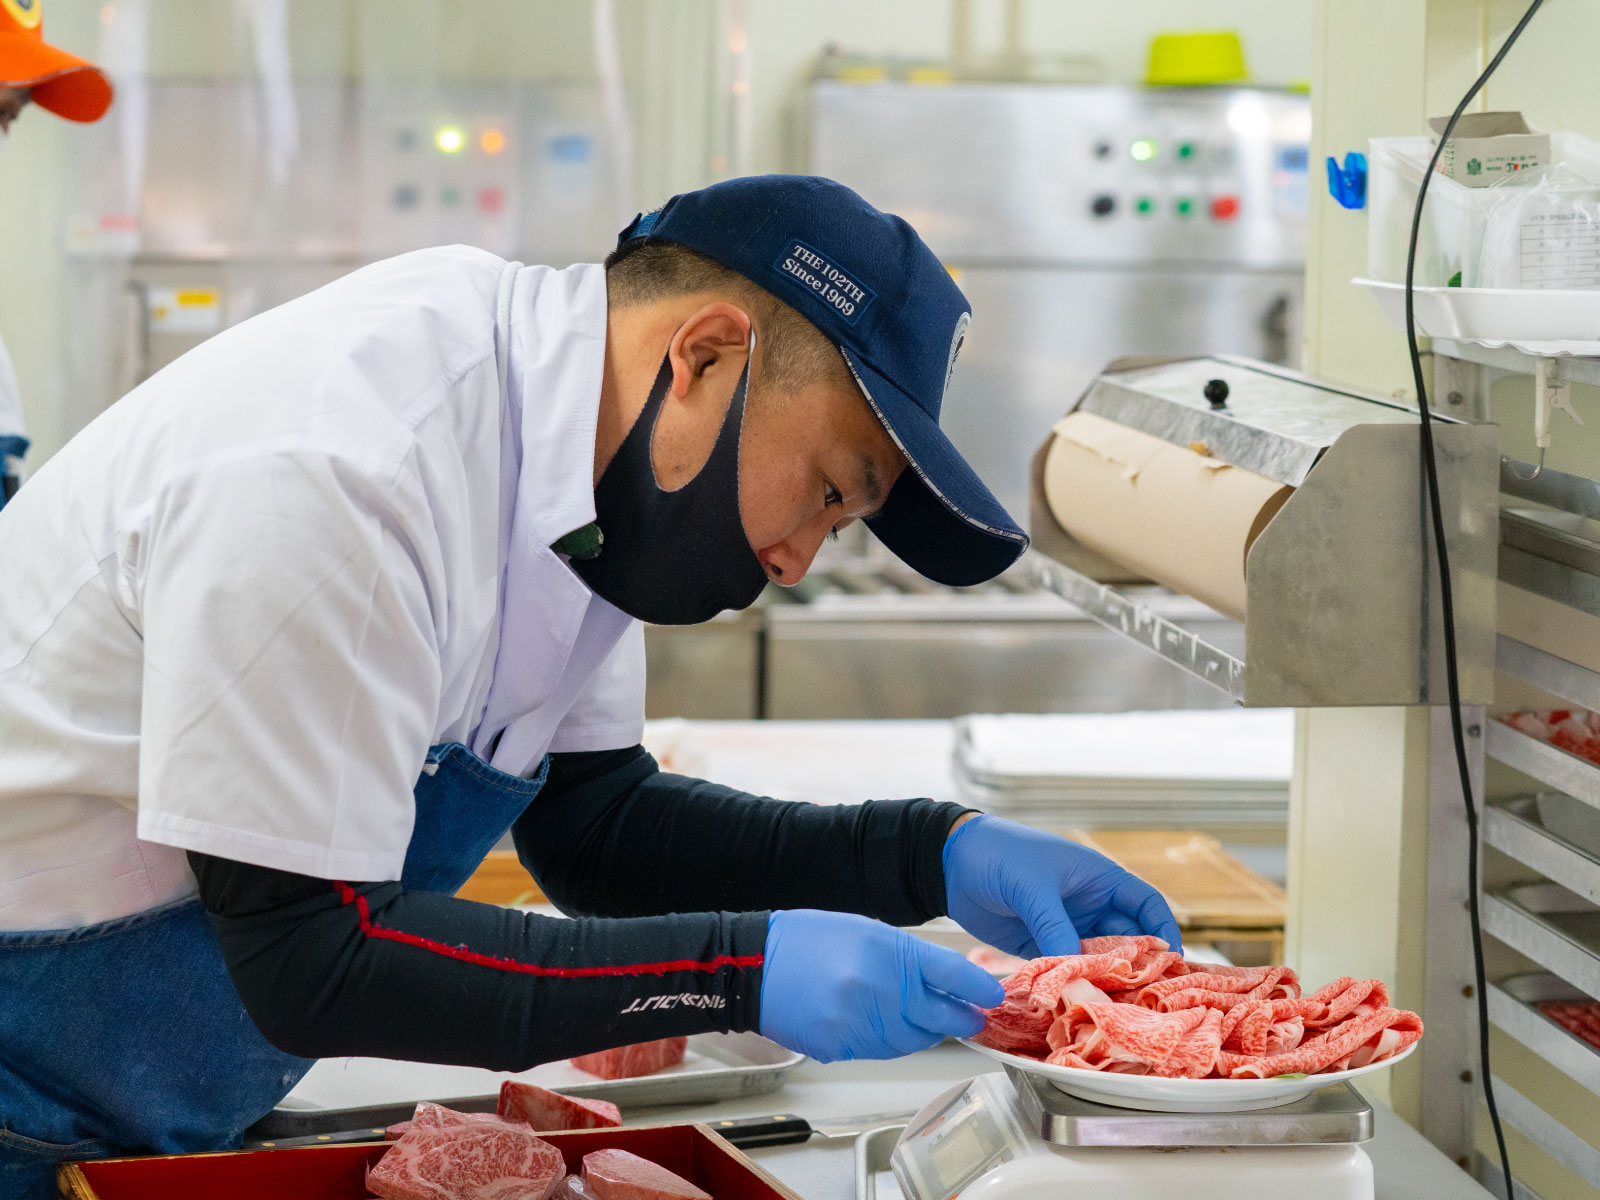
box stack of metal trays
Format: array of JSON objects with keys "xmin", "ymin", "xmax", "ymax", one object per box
[{"xmin": 952, "ymin": 710, "xmax": 1292, "ymax": 829}]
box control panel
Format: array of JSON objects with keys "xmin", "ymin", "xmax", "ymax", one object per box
[
  {"xmin": 811, "ymin": 83, "xmax": 1311, "ymax": 267},
  {"xmin": 358, "ymin": 83, "xmax": 622, "ymax": 262}
]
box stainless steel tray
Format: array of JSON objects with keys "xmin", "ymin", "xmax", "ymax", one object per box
[
  {"xmin": 1483, "ymin": 882, "xmax": 1600, "ymax": 1000},
  {"xmin": 246, "ymin": 1032, "xmax": 804, "ymax": 1139},
  {"xmin": 855, "ymin": 1123, "xmax": 908, "ymax": 1200},
  {"xmin": 1486, "ymin": 795, "xmax": 1600, "ymax": 906},
  {"xmin": 1487, "ymin": 972, "xmax": 1600, "ymax": 1094}
]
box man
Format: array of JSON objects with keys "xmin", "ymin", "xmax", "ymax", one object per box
[
  {"xmin": 0, "ymin": 174, "xmax": 1180, "ymax": 1195},
  {"xmin": 0, "ymin": 0, "xmax": 114, "ymax": 505}
]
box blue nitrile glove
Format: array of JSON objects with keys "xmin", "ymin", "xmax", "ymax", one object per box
[
  {"xmin": 758, "ymin": 909, "xmax": 1005, "ymax": 1063},
  {"xmin": 942, "ymin": 814, "xmax": 1183, "ymax": 958}
]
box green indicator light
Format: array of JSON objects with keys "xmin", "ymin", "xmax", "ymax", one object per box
[
  {"xmin": 1175, "ymin": 197, "xmax": 1195, "ymax": 216},
  {"xmin": 1135, "ymin": 196, "xmax": 1154, "ymax": 214},
  {"xmin": 436, "ymin": 126, "xmax": 465, "ymax": 154},
  {"xmin": 1177, "ymin": 142, "xmax": 1195, "ymax": 159},
  {"xmin": 1130, "ymin": 139, "xmax": 1157, "ymax": 163}
]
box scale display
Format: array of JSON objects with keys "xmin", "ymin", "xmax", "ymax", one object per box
[{"xmin": 893, "ymin": 1078, "xmax": 1027, "ymax": 1200}]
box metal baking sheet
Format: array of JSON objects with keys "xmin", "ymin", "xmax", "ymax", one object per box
[{"xmin": 246, "ymin": 1032, "xmax": 803, "ymax": 1139}]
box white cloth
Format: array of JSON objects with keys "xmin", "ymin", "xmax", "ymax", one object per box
[
  {"xmin": 0, "ymin": 331, "xmax": 23, "ymax": 442},
  {"xmin": 0, "ymin": 246, "xmax": 644, "ymax": 931}
]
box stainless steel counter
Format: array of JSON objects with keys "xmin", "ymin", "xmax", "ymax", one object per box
[{"xmin": 620, "ymin": 1041, "xmax": 1492, "ymax": 1199}]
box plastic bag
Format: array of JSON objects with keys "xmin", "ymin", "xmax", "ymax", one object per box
[{"xmin": 1478, "ymin": 164, "xmax": 1600, "ymax": 289}]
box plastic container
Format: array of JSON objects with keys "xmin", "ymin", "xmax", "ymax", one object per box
[
  {"xmin": 1366, "ymin": 132, "xmax": 1600, "ymax": 287},
  {"xmin": 1144, "ymin": 32, "xmax": 1247, "ymax": 87}
]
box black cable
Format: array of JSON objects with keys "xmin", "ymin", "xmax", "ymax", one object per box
[{"xmin": 1402, "ymin": 2, "xmax": 1545, "ymax": 1196}]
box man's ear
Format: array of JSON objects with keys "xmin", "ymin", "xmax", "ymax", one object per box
[{"xmin": 667, "ymin": 303, "xmax": 753, "ymax": 399}]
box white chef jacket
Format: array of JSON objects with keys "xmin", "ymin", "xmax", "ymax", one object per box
[
  {"xmin": 0, "ymin": 247, "xmax": 645, "ymax": 932},
  {"xmin": 0, "ymin": 331, "xmax": 23, "ymax": 442}
]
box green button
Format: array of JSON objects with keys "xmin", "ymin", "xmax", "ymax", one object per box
[
  {"xmin": 1135, "ymin": 196, "xmax": 1154, "ymax": 215},
  {"xmin": 440, "ymin": 186, "xmax": 461, "ymax": 207},
  {"xmin": 1175, "ymin": 197, "xmax": 1195, "ymax": 216},
  {"xmin": 1177, "ymin": 142, "xmax": 1196, "ymax": 160}
]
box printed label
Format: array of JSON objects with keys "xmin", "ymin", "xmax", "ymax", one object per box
[
  {"xmin": 772, "ymin": 239, "xmax": 876, "ymax": 326},
  {"xmin": 619, "ymin": 993, "xmax": 727, "ymax": 1015}
]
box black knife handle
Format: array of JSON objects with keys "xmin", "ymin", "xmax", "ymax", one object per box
[
  {"xmin": 709, "ymin": 1113, "xmax": 814, "ymax": 1148},
  {"xmin": 244, "ymin": 1126, "xmax": 391, "ymax": 1151},
  {"xmin": 246, "ymin": 1111, "xmax": 818, "ymax": 1153}
]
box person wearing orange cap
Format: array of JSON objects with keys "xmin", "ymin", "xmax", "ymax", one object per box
[{"xmin": 0, "ymin": 0, "xmax": 113, "ymax": 505}]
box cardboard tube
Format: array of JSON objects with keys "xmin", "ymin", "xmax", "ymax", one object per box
[{"xmin": 1042, "ymin": 412, "xmax": 1293, "ymax": 620}]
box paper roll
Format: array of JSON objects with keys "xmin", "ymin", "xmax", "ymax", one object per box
[{"xmin": 1042, "ymin": 411, "xmax": 1293, "ymax": 620}]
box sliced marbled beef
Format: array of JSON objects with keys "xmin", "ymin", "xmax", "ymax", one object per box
[
  {"xmin": 499, "ymin": 1081, "xmax": 622, "ymax": 1130},
  {"xmin": 569, "ymin": 1037, "xmax": 687, "ymax": 1081},
  {"xmin": 581, "ymin": 1148, "xmax": 710, "ymax": 1200},
  {"xmin": 367, "ymin": 1118, "xmax": 565, "ymax": 1200}
]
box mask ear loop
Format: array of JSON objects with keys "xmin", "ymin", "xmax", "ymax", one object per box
[{"xmin": 645, "ymin": 318, "xmax": 758, "ymax": 493}]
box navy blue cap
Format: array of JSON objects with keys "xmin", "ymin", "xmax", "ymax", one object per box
[{"xmin": 616, "ymin": 175, "xmax": 1028, "ymax": 587}]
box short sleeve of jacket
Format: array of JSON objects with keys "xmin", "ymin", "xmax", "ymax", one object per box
[
  {"xmin": 547, "ymin": 619, "xmax": 645, "ymax": 754},
  {"xmin": 133, "ymin": 452, "xmax": 441, "ymax": 880}
]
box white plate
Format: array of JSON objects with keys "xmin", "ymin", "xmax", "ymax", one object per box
[
  {"xmin": 1356, "ymin": 276, "xmax": 1600, "ymax": 351},
  {"xmin": 958, "ymin": 1038, "xmax": 1416, "ymax": 1113}
]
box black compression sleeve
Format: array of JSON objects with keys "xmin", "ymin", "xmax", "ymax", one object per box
[
  {"xmin": 517, "ymin": 747, "xmax": 971, "ymax": 926},
  {"xmin": 187, "ymin": 851, "xmax": 767, "ymax": 1068}
]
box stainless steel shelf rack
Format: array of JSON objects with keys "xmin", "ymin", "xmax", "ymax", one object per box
[{"xmin": 1484, "ymin": 605, "xmax": 1600, "ymax": 1191}]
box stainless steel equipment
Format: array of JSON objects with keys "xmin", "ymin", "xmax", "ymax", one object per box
[
  {"xmin": 58, "ymin": 78, "xmax": 620, "ymax": 436},
  {"xmin": 1030, "ymin": 356, "xmax": 1498, "ymax": 707},
  {"xmin": 643, "ymin": 566, "xmax": 1241, "ymax": 720},
  {"xmin": 810, "ymin": 80, "xmax": 1310, "ymax": 524}
]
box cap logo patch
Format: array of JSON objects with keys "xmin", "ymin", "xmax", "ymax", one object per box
[
  {"xmin": 773, "ymin": 239, "xmax": 876, "ymax": 326},
  {"xmin": 943, "ymin": 311, "xmax": 970, "ymax": 402},
  {"xmin": 1, "ymin": 0, "xmax": 42, "ymax": 28}
]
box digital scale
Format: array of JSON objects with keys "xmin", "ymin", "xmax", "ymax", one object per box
[{"xmin": 886, "ymin": 1069, "xmax": 1375, "ymax": 1200}]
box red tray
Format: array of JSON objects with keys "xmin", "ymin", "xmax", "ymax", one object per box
[{"xmin": 59, "ymin": 1123, "xmax": 802, "ymax": 1200}]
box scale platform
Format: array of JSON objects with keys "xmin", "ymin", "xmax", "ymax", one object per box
[
  {"xmin": 884, "ymin": 1072, "xmax": 1377, "ymax": 1200},
  {"xmin": 1004, "ymin": 1064, "xmax": 1375, "ymax": 1148}
]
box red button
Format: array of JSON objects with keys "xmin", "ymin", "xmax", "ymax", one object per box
[
  {"xmin": 478, "ymin": 186, "xmax": 505, "ymax": 215},
  {"xmin": 1210, "ymin": 195, "xmax": 1240, "ymax": 220}
]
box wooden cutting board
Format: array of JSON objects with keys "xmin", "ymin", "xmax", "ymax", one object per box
[
  {"xmin": 455, "ymin": 850, "xmax": 547, "ymax": 906},
  {"xmin": 1066, "ymin": 829, "xmax": 1286, "ymax": 930}
]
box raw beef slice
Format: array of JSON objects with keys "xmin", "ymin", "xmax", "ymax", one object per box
[
  {"xmin": 368, "ymin": 1120, "xmax": 565, "ymax": 1200},
  {"xmin": 499, "ymin": 1080, "xmax": 622, "ymax": 1130},
  {"xmin": 1540, "ymin": 1000, "xmax": 1600, "ymax": 1051},
  {"xmin": 977, "ymin": 942, "xmax": 1421, "ymax": 1081},
  {"xmin": 386, "ymin": 1101, "xmax": 534, "ymax": 1140},
  {"xmin": 582, "ymin": 1148, "xmax": 710, "ymax": 1200},
  {"xmin": 570, "ymin": 1037, "xmax": 688, "ymax": 1080}
]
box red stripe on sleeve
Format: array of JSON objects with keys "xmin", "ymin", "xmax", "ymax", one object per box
[{"xmin": 332, "ymin": 882, "xmax": 764, "ymax": 978}]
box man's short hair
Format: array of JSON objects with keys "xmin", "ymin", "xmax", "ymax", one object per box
[{"xmin": 604, "ymin": 240, "xmax": 857, "ymax": 401}]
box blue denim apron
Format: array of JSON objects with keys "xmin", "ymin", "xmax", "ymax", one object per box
[{"xmin": 0, "ymin": 741, "xmax": 549, "ymax": 1200}]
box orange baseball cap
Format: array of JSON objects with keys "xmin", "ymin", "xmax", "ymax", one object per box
[{"xmin": 0, "ymin": 0, "xmax": 112, "ymax": 123}]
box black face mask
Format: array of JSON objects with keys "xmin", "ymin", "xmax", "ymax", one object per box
[{"xmin": 571, "ymin": 353, "xmax": 769, "ymax": 625}]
